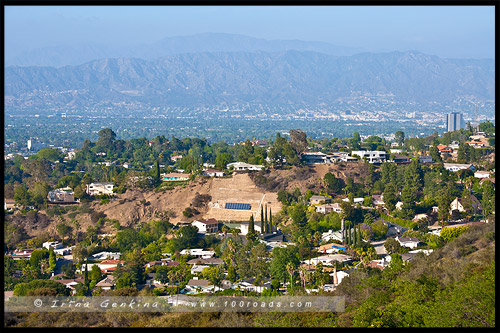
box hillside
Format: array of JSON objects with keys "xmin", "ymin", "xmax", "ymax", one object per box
[
  {"xmin": 6, "ymin": 163, "xmax": 370, "ymax": 239},
  {"xmin": 5, "ymin": 50, "xmax": 495, "ymax": 111}
]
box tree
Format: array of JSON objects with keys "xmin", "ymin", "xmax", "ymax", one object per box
[
  {"xmin": 395, "ymin": 131, "xmax": 405, "ymax": 147},
  {"xmin": 286, "ymin": 262, "xmax": 296, "ymax": 289},
  {"xmin": 215, "ymin": 152, "xmax": 233, "ymax": 170},
  {"xmin": 324, "ymin": 172, "xmax": 344, "ymax": 195},
  {"xmin": 384, "ymin": 238, "xmax": 403, "ymax": 254},
  {"xmin": 351, "ymin": 132, "xmax": 361, "ymax": 150}
]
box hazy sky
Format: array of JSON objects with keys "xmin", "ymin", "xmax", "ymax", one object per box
[{"xmin": 4, "ymin": 5, "xmax": 495, "ymax": 59}]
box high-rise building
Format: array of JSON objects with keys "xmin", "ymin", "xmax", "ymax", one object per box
[{"xmin": 446, "ymin": 112, "xmax": 464, "ymax": 132}]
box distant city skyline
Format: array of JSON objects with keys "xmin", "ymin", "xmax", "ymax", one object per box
[{"xmin": 4, "ymin": 5, "xmax": 495, "ymax": 60}]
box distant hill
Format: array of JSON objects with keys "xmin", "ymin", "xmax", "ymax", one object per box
[
  {"xmin": 5, "ymin": 32, "xmax": 365, "ymax": 68},
  {"xmin": 5, "ymin": 49, "xmax": 494, "ymax": 111}
]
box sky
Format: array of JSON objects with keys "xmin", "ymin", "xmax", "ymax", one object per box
[{"xmin": 4, "ymin": 5, "xmax": 496, "ymax": 59}]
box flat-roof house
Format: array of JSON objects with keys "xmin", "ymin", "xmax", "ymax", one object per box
[
  {"xmin": 351, "ymin": 151, "xmax": 386, "ymax": 164},
  {"xmin": 443, "ymin": 163, "xmax": 475, "ymax": 172},
  {"xmin": 162, "ymin": 173, "xmax": 190, "ymax": 181},
  {"xmin": 316, "ymin": 203, "xmax": 343, "ymax": 214},
  {"xmin": 48, "ymin": 187, "xmax": 76, "ymax": 203},
  {"xmin": 227, "ymin": 162, "xmax": 264, "ymax": 171},
  {"xmin": 203, "ymin": 169, "xmax": 225, "ymax": 177},
  {"xmin": 86, "ymin": 182, "xmax": 114, "ymax": 196},
  {"xmin": 302, "ymin": 152, "xmax": 328, "ymax": 165}
]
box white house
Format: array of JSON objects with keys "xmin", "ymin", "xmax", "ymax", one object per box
[
  {"xmin": 474, "ymin": 171, "xmax": 491, "ymax": 179},
  {"xmin": 86, "ymin": 182, "xmax": 114, "ymax": 196},
  {"xmin": 396, "ymin": 236, "xmax": 420, "ymax": 249},
  {"xmin": 443, "ymin": 163, "xmax": 475, "ymax": 172},
  {"xmin": 191, "ymin": 219, "xmax": 219, "ymax": 233},
  {"xmin": 351, "ymin": 151, "xmax": 386, "ymax": 164},
  {"xmin": 227, "ymin": 162, "xmax": 264, "ymax": 171},
  {"xmin": 305, "ymin": 254, "xmax": 353, "ymax": 266},
  {"xmin": 203, "ymin": 169, "xmax": 225, "ymax": 177},
  {"xmin": 316, "ymin": 203, "xmax": 343, "ymax": 214},
  {"xmin": 179, "ymin": 249, "xmax": 215, "ymax": 258},
  {"xmin": 239, "ymin": 221, "xmax": 263, "ymax": 235}
]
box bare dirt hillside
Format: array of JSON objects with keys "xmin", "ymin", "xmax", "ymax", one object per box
[{"xmin": 8, "ymin": 162, "xmax": 369, "ymax": 239}]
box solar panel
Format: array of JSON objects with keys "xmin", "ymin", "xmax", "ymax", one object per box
[{"xmin": 224, "ymin": 202, "xmax": 251, "ymax": 210}]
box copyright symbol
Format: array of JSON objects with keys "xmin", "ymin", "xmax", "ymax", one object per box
[{"xmin": 34, "ymin": 299, "xmax": 43, "ymax": 307}]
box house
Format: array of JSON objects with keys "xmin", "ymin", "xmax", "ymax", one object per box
[
  {"xmin": 474, "ymin": 170, "xmax": 492, "ymax": 179},
  {"xmin": 42, "ymin": 241, "xmax": 72, "ymax": 255},
  {"xmin": 413, "ymin": 213, "xmax": 430, "ymax": 221},
  {"xmin": 191, "ymin": 219, "xmax": 219, "ymax": 233},
  {"xmin": 162, "ymin": 173, "xmax": 190, "ymax": 181},
  {"xmin": 321, "ymin": 230, "xmax": 344, "ymax": 243},
  {"xmin": 145, "ymin": 261, "xmax": 164, "ymax": 268},
  {"xmin": 371, "ymin": 195, "xmax": 384, "ymax": 206},
  {"xmin": 351, "ymin": 150, "xmax": 386, "ymax": 164},
  {"xmin": 419, "ymin": 155, "xmax": 433, "ymax": 163},
  {"xmin": 239, "ymin": 221, "xmax": 263, "ymax": 235},
  {"xmin": 316, "ymin": 203, "xmax": 343, "ymax": 214},
  {"xmin": 305, "ymin": 254, "xmax": 353, "ymax": 266},
  {"xmin": 87, "ymin": 252, "xmax": 121, "ymax": 261},
  {"xmin": 96, "ymin": 260, "xmax": 125, "ymax": 273},
  {"xmin": 190, "ymin": 265, "xmax": 209, "ymax": 275},
  {"xmin": 95, "ymin": 275, "xmax": 116, "ymax": 290},
  {"xmin": 51, "ymin": 274, "xmax": 85, "ymax": 294},
  {"xmin": 436, "ymin": 145, "xmax": 453, "ymax": 155},
  {"xmin": 8, "ymin": 249, "xmax": 34, "ymax": 260},
  {"xmin": 391, "ymin": 154, "xmax": 411, "ymax": 165},
  {"xmin": 310, "ymin": 195, "xmax": 331, "ymax": 205},
  {"xmin": 342, "ymin": 197, "xmax": 364, "ymax": 204},
  {"xmin": 86, "ymin": 182, "xmax": 114, "ymax": 196},
  {"xmin": 396, "ymin": 236, "xmax": 420, "ymax": 249},
  {"xmin": 443, "ymin": 163, "xmax": 475, "ymax": 172},
  {"xmin": 4, "ymin": 198, "xmax": 16, "ymax": 211},
  {"xmin": 390, "ymin": 148, "xmax": 406, "ymax": 154},
  {"xmin": 171, "ymin": 155, "xmax": 183, "ymax": 162},
  {"xmin": 318, "ymin": 242, "xmax": 346, "ymax": 254},
  {"xmin": 187, "ymin": 257, "xmax": 224, "ymax": 266},
  {"xmin": 183, "ymin": 278, "xmax": 216, "ymax": 294},
  {"xmin": 466, "ymin": 141, "xmax": 486, "ymax": 149},
  {"xmin": 47, "ymin": 187, "xmax": 76, "ymax": 204},
  {"xmin": 145, "ymin": 273, "xmax": 164, "ymax": 287},
  {"xmin": 302, "ymin": 152, "xmax": 328, "ymax": 165},
  {"xmin": 203, "ymin": 169, "xmax": 225, "ymax": 177},
  {"xmin": 227, "ymin": 162, "xmax": 264, "ymax": 171},
  {"xmin": 234, "ymin": 277, "xmax": 272, "ymax": 293},
  {"xmin": 330, "ymin": 268, "xmax": 350, "ymax": 285},
  {"xmin": 42, "ymin": 241, "xmax": 63, "ymax": 250},
  {"xmin": 179, "ymin": 249, "xmax": 215, "ymax": 258},
  {"xmin": 449, "ymin": 196, "xmax": 481, "ymax": 214}
]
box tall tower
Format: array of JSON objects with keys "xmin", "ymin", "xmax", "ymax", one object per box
[{"xmin": 446, "ymin": 112, "xmax": 464, "ymax": 132}]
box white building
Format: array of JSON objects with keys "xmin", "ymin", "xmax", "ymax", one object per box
[
  {"xmin": 191, "ymin": 219, "xmax": 219, "ymax": 233},
  {"xmin": 396, "ymin": 236, "xmax": 420, "ymax": 249},
  {"xmin": 179, "ymin": 249, "xmax": 215, "ymax": 258},
  {"xmin": 443, "ymin": 163, "xmax": 475, "ymax": 172},
  {"xmin": 316, "ymin": 203, "xmax": 343, "ymax": 214},
  {"xmin": 351, "ymin": 151, "xmax": 386, "ymax": 164},
  {"xmin": 227, "ymin": 162, "xmax": 264, "ymax": 171},
  {"xmin": 86, "ymin": 182, "xmax": 114, "ymax": 196}
]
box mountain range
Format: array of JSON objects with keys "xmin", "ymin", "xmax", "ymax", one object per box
[{"xmin": 5, "ymin": 34, "xmax": 495, "ymax": 111}]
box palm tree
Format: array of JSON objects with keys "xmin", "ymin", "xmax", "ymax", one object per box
[
  {"xmin": 298, "ymin": 266, "xmax": 307, "ymax": 289},
  {"xmin": 286, "ymin": 262, "xmax": 296, "ymax": 290}
]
